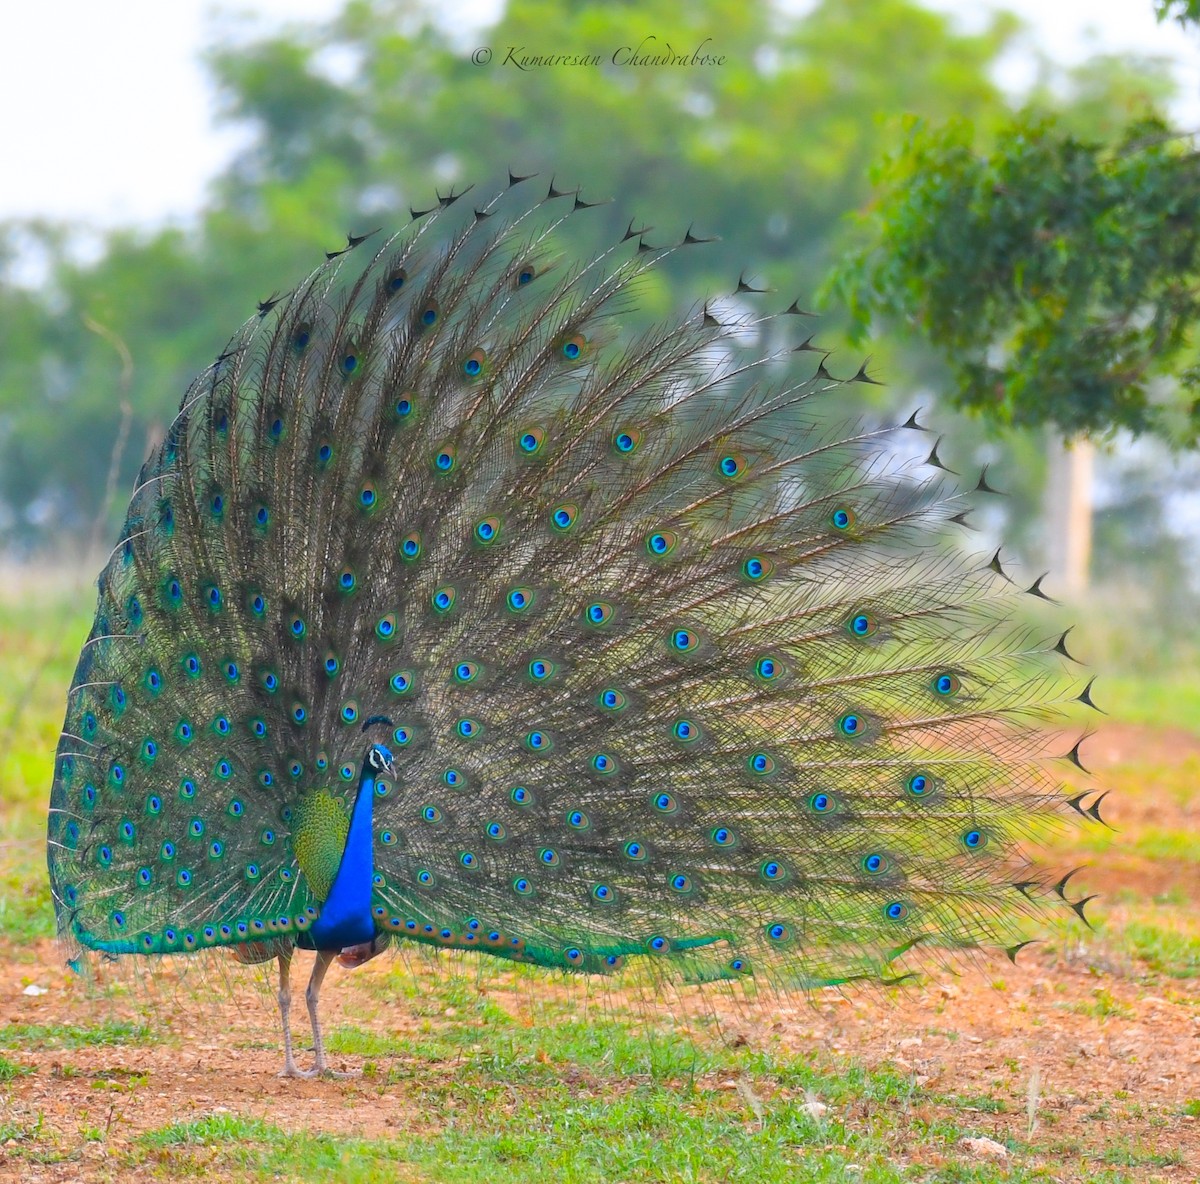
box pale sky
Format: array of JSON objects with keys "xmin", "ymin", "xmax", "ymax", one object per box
[{"xmin": 1, "ymin": 0, "xmax": 1198, "ymax": 229}]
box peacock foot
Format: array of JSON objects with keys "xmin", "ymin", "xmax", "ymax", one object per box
[{"xmin": 278, "ymin": 1063, "xmax": 318, "ymax": 1080}]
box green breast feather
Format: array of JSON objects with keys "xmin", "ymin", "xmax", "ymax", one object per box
[{"xmin": 291, "ymin": 791, "xmax": 351, "ymax": 903}]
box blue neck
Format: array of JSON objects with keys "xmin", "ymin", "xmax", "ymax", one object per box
[{"xmin": 307, "ymin": 769, "xmax": 377, "ymax": 951}]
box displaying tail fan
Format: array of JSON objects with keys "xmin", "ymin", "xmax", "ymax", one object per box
[{"xmin": 47, "ymin": 176, "xmax": 1099, "ymax": 1077}]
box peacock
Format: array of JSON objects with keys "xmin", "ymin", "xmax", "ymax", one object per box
[{"xmin": 47, "ymin": 175, "xmax": 1101, "ymax": 1078}]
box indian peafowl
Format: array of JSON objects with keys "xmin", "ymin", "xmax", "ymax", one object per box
[{"xmin": 47, "ymin": 176, "xmax": 1101, "ymax": 1078}]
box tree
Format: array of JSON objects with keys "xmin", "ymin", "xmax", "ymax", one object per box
[
  {"xmin": 827, "ymin": 113, "xmax": 1200, "ymax": 443},
  {"xmin": 0, "ymin": 0, "xmax": 1021, "ymax": 547}
]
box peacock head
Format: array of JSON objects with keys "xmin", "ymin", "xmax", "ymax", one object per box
[
  {"xmin": 365, "ymin": 743, "xmax": 396, "ymax": 778},
  {"xmin": 361, "ymin": 715, "xmax": 397, "ymax": 778}
]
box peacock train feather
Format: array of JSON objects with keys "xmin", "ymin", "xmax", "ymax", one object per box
[{"xmin": 47, "ymin": 176, "xmax": 1101, "ymax": 1076}]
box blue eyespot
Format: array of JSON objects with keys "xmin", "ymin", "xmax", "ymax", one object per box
[
  {"xmin": 749, "ymin": 752, "xmax": 775, "ymax": 775},
  {"xmin": 671, "ymin": 628, "xmax": 698, "ymax": 652},
  {"xmin": 551, "ymin": 505, "xmax": 577, "ymax": 531}
]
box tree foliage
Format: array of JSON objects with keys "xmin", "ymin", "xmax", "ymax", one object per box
[{"xmin": 828, "ymin": 114, "xmax": 1200, "ymax": 441}]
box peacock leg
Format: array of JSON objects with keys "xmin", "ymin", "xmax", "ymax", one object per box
[
  {"xmin": 305, "ymin": 948, "xmax": 358, "ymax": 1078},
  {"xmin": 277, "ymin": 948, "xmax": 316, "ymax": 1080}
]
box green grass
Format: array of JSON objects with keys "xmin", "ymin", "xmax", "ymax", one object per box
[
  {"xmin": 1119, "ymin": 919, "xmax": 1200, "ymax": 978},
  {"xmin": 1097, "ymin": 673, "xmax": 1200, "ymax": 736},
  {"xmin": 0, "ymin": 1053, "xmax": 33, "ymax": 1081},
  {"xmin": 123, "ymin": 1071, "xmax": 1064, "ymax": 1184},
  {"xmin": 0, "ymin": 1020, "xmax": 156, "ymax": 1050}
]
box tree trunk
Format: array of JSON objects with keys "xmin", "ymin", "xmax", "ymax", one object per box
[{"xmin": 1043, "ymin": 434, "xmax": 1093, "ymax": 598}]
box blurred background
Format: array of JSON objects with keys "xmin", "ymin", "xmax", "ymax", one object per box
[{"xmin": 3, "ymin": 0, "xmax": 1200, "ymax": 677}]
